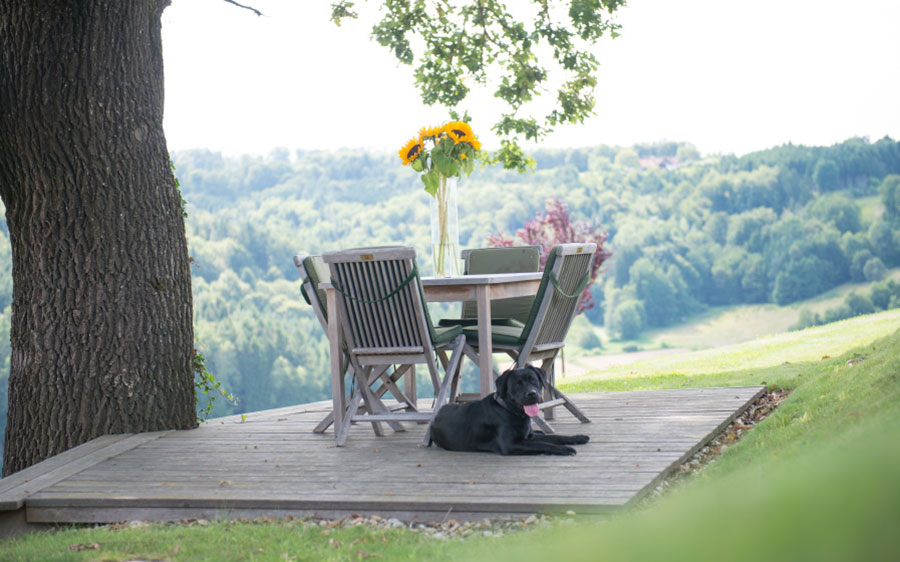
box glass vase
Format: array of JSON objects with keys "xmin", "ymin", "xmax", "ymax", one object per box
[{"xmin": 430, "ymin": 175, "xmax": 460, "ymax": 277}]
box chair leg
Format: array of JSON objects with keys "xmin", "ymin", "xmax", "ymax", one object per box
[
  {"xmin": 533, "ymin": 415, "xmax": 555, "ymax": 434},
  {"xmin": 405, "ymin": 365, "xmax": 417, "ymax": 410},
  {"xmin": 374, "ymin": 365, "xmax": 417, "ymax": 413},
  {"xmin": 354, "ymin": 367, "xmax": 385, "ymax": 436},
  {"xmin": 359, "ymin": 367, "xmax": 407, "ymax": 434},
  {"xmin": 315, "ymin": 362, "xmax": 357, "ymax": 433},
  {"xmin": 539, "ymin": 356, "xmax": 590, "ymax": 424},
  {"xmin": 424, "ymin": 335, "xmax": 465, "ymax": 446},
  {"xmin": 540, "ymin": 357, "xmax": 556, "ymax": 421},
  {"xmin": 425, "ymin": 355, "xmax": 441, "ymax": 397},
  {"xmin": 553, "ymin": 386, "xmax": 591, "ymax": 423},
  {"xmin": 320, "ymin": 365, "xmax": 415, "ymax": 433},
  {"xmin": 313, "ymin": 410, "xmax": 335, "ymax": 434},
  {"xmin": 336, "ymin": 386, "xmax": 363, "ymax": 447}
]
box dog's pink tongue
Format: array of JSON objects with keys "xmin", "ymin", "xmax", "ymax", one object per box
[{"xmin": 523, "ymin": 403, "xmax": 540, "ymax": 418}]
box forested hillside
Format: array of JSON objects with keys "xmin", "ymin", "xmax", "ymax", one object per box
[{"xmin": 1, "ymin": 137, "xmax": 899, "ymax": 443}]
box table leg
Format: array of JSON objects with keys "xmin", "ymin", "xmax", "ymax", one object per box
[
  {"xmin": 476, "ymin": 285, "xmax": 493, "ymax": 397},
  {"xmin": 326, "ymin": 287, "xmax": 345, "ymax": 433}
]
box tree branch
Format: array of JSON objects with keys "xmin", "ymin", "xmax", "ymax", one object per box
[{"xmin": 222, "ymin": 0, "xmax": 263, "ymax": 17}]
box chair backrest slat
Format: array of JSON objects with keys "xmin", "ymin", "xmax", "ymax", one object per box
[
  {"xmin": 390, "ymin": 259, "xmax": 419, "ymax": 345},
  {"xmin": 324, "ymin": 247, "xmax": 430, "ymax": 354}
]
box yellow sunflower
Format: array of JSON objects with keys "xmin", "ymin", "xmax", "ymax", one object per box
[
  {"xmin": 417, "ymin": 124, "xmax": 443, "ymax": 142},
  {"xmin": 444, "ymin": 121, "xmax": 475, "ymax": 144},
  {"xmin": 399, "ymin": 137, "xmax": 424, "ymax": 165},
  {"xmin": 469, "ymin": 137, "xmax": 482, "ymax": 151}
]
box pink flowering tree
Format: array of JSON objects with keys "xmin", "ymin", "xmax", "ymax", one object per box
[{"xmin": 487, "ymin": 198, "xmax": 612, "ymax": 314}]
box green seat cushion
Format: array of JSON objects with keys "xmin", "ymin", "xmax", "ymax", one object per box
[
  {"xmin": 431, "ymin": 324, "xmax": 463, "ymax": 345},
  {"xmin": 302, "ymin": 255, "xmax": 330, "ymax": 317},
  {"xmin": 437, "ymin": 318, "xmax": 524, "ymax": 329},
  {"xmin": 462, "ymin": 324, "xmax": 525, "ymax": 347}
]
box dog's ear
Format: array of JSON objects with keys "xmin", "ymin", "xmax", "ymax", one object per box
[
  {"xmin": 530, "ymin": 366, "xmax": 547, "ymax": 388},
  {"xmin": 495, "ymin": 371, "xmax": 510, "ymax": 397}
]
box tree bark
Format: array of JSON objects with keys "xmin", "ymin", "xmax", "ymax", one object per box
[{"xmin": 0, "ymin": 0, "xmax": 196, "ymax": 475}]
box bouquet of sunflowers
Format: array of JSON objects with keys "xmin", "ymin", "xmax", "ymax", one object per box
[{"xmin": 399, "ymin": 120, "xmax": 482, "ymax": 195}]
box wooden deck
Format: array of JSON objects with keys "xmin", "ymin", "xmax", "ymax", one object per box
[{"xmin": 0, "ymin": 386, "xmax": 764, "ymax": 534}]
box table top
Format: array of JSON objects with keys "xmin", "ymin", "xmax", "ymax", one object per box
[
  {"xmin": 420, "ymin": 272, "xmax": 542, "ymax": 286},
  {"xmin": 319, "ymin": 271, "xmax": 542, "ymax": 290}
]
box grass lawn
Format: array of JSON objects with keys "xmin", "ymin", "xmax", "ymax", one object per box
[{"xmin": 2, "ymin": 311, "xmax": 899, "ymax": 561}]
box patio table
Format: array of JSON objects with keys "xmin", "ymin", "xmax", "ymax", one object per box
[
  {"xmin": 419, "ymin": 272, "xmax": 542, "ymax": 396},
  {"xmin": 321, "ymin": 271, "xmax": 542, "ymax": 432}
]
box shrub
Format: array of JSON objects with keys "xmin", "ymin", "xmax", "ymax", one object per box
[
  {"xmin": 862, "ymin": 257, "xmax": 887, "ymax": 282},
  {"xmin": 609, "ymin": 299, "xmax": 646, "ymax": 340},
  {"xmin": 790, "ymin": 308, "xmax": 822, "ymax": 331},
  {"xmin": 573, "ymin": 329, "xmax": 602, "ymax": 350},
  {"xmin": 845, "ymin": 292, "xmax": 876, "ymax": 316}
]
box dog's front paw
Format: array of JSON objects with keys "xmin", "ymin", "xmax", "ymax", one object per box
[
  {"xmin": 561, "ymin": 446, "xmax": 577, "ymax": 456},
  {"xmin": 573, "ymin": 434, "xmax": 590, "ymax": 444}
]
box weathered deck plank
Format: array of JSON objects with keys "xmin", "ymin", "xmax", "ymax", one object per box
[{"xmin": 7, "ymin": 386, "xmax": 764, "ymax": 524}]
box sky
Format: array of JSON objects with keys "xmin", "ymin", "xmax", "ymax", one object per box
[{"xmin": 161, "ymin": 0, "xmax": 900, "ymax": 158}]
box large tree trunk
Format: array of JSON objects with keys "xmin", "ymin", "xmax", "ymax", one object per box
[{"xmin": 0, "ymin": 0, "xmax": 196, "ymax": 476}]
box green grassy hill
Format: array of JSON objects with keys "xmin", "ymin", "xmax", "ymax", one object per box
[
  {"xmin": 567, "ymin": 308, "xmax": 900, "ymax": 391},
  {"xmin": 454, "ymin": 311, "xmax": 900, "ymax": 562},
  {"xmin": 4, "ymin": 311, "xmax": 899, "ymax": 560},
  {"xmin": 585, "ymin": 268, "xmax": 900, "ymax": 354}
]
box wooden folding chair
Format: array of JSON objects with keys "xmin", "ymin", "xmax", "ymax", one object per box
[
  {"xmin": 294, "ymin": 254, "xmax": 415, "ymax": 434},
  {"xmin": 322, "ymin": 247, "xmax": 466, "ymax": 446},
  {"xmin": 459, "ymin": 243, "xmax": 596, "ymax": 432}
]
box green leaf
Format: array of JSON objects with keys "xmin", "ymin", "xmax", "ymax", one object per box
[
  {"xmin": 432, "ymin": 146, "xmax": 459, "ymax": 178},
  {"xmin": 422, "ymin": 170, "xmax": 440, "ymax": 196}
]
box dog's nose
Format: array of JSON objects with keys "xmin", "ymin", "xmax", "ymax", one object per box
[{"xmin": 526, "ymin": 389, "xmax": 539, "ymax": 401}]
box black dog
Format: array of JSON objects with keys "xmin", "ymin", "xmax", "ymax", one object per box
[{"xmin": 429, "ymin": 366, "xmax": 589, "ymax": 455}]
